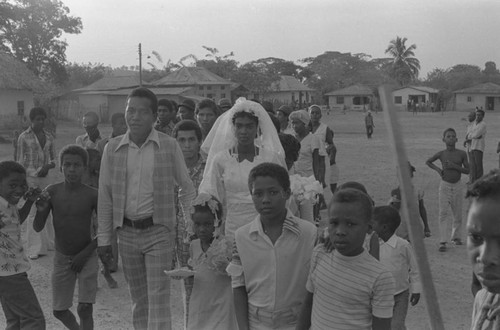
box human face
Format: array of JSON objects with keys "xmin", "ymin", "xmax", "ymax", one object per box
[
  {"xmin": 468, "ymin": 112, "xmax": 476, "ymax": 123},
  {"xmin": 276, "ymin": 111, "xmax": 288, "ymax": 125},
  {"xmin": 125, "ymin": 97, "xmax": 156, "ymax": 138},
  {"xmin": 291, "ymin": 119, "xmax": 306, "ymax": 135},
  {"xmin": 176, "ymin": 130, "xmax": 200, "ymax": 161},
  {"xmin": 250, "ymin": 176, "xmax": 290, "ymax": 220},
  {"xmin": 0, "ymin": 172, "xmax": 28, "ymax": 205},
  {"xmin": 309, "ymin": 108, "xmax": 322, "ymax": 125},
  {"xmin": 197, "ymin": 108, "xmax": 217, "ymax": 132},
  {"xmin": 83, "ymin": 116, "xmax": 98, "ymax": 135},
  {"xmin": 234, "ymin": 116, "xmax": 258, "ymax": 146},
  {"xmin": 467, "ymin": 198, "xmax": 500, "ymax": 293},
  {"xmin": 328, "ymin": 202, "xmax": 370, "ymax": 257},
  {"xmin": 31, "ymin": 115, "xmax": 45, "ymax": 131},
  {"xmin": 442, "ymin": 130, "xmax": 457, "ymax": 147},
  {"xmin": 178, "ymin": 106, "xmax": 195, "ymax": 121},
  {"xmin": 476, "ymin": 111, "xmax": 484, "ymax": 123},
  {"xmin": 61, "ymin": 154, "xmax": 86, "ymax": 184},
  {"xmin": 157, "ymin": 105, "xmax": 176, "ymax": 124},
  {"xmin": 192, "ymin": 211, "xmax": 215, "ymax": 243},
  {"xmin": 112, "ymin": 117, "xmax": 127, "ymax": 137}
]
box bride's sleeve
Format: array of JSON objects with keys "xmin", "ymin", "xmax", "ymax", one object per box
[{"xmin": 198, "ymin": 152, "xmax": 226, "ymax": 205}]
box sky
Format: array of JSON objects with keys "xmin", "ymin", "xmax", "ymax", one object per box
[{"xmin": 61, "ymin": 0, "xmax": 500, "ymax": 78}]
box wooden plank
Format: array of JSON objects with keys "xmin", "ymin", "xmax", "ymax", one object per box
[{"xmin": 378, "ymin": 85, "xmax": 445, "ymax": 330}]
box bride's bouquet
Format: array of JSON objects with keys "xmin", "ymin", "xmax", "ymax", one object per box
[
  {"xmin": 290, "ymin": 174, "xmax": 323, "ymax": 204},
  {"xmin": 190, "ymin": 236, "xmax": 232, "ymax": 276}
]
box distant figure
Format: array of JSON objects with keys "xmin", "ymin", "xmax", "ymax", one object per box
[
  {"xmin": 365, "ymin": 110, "xmax": 374, "ymax": 139},
  {"xmin": 276, "ymin": 105, "xmax": 293, "ymax": 134},
  {"xmin": 195, "ymin": 99, "xmax": 220, "ymax": 140},
  {"xmin": 155, "ymin": 99, "xmax": 177, "ymax": 136},
  {"xmin": 218, "ymin": 98, "xmax": 232, "ymax": 113},
  {"xmin": 463, "ymin": 111, "xmax": 476, "ymax": 184},
  {"xmin": 178, "ymin": 99, "xmax": 196, "ymax": 121},
  {"xmin": 76, "ymin": 111, "xmax": 102, "ymax": 149},
  {"xmin": 466, "ymin": 109, "xmax": 487, "ymax": 183}
]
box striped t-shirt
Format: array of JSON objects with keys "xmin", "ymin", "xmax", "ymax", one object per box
[{"xmin": 306, "ymin": 246, "xmax": 395, "ymax": 330}]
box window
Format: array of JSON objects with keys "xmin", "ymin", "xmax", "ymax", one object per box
[
  {"xmin": 221, "ymin": 93, "xmax": 226, "ymax": 98},
  {"xmin": 207, "ymin": 93, "xmax": 214, "ymax": 99},
  {"xmin": 353, "ymin": 96, "xmax": 369, "ymax": 105},
  {"xmin": 394, "ymin": 96, "xmax": 402, "ymax": 104},
  {"xmin": 199, "ymin": 86, "xmax": 204, "ymax": 90},
  {"xmin": 336, "ymin": 96, "xmax": 344, "ymax": 104},
  {"xmin": 467, "ymin": 96, "xmax": 472, "ymax": 102},
  {"xmin": 207, "ymin": 86, "xmax": 212, "ymax": 90},
  {"xmin": 17, "ymin": 101, "xmax": 25, "ymax": 116},
  {"xmin": 221, "ymin": 85, "xmax": 225, "ymax": 90}
]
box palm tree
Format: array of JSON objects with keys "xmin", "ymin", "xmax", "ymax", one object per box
[{"xmin": 385, "ymin": 36, "xmax": 421, "ymax": 85}]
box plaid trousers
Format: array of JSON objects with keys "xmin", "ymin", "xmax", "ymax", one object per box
[{"xmin": 118, "ymin": 224, "xmax": 174, "ymax": 330}]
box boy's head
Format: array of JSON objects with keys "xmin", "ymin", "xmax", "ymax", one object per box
[
  {"xmin": 338, "ymin": 181, "xmax": 368, "ymax": 194},
  {"xmin": 173, "ymin": 120, "xmax": 202, "ymax": 161},
  {"xmin": 248, "ymin": 163, "xmax": 291, "ymax": 219},
  {"xmin": 29, "ymin": 107, "xmax": 47, "ymax": 131},
  {"xmin": 85, "ymin": 148, "xmax": 101, "ymax": 173},
  {"xmin": 466, "ymin": 169, "xmax": 500, "ymax": 293},
  {"xmin": 442, "ymin": 128, "xmax": 457, "ymax": 147},
  {"xmin": 373, "ymin": 205, "xmax": 401, "ymax": 241},
  {"xmin": 279, "ymin": 133, "xmax": 301, "ymax": 171},
  {"xmin": 0, "ymin": 161, "xmax": 27, "ymax": 205},
  {"xmin": 192, "ymin": 194, "xmax": 223, "ymax": 241},
  {"xmin": 328, "ymin": 188, "xmax": 373, "ymax": 256},
  {"xmin": 157, "ymin": 99, "xmax": 176, "ymax": 124},
  {"xmin": 59, "ymin": 145, "xmax": 88, "ymax": 184},
  {"xmin": 110, "ymin": 113, "xmax": 127, "ymax": 137},
  {"xmin": 475, "ymin": 109, "xmax": 485, "ymax": 123},
  {"xmin": 82, "ymin": 111, "xmax": 99, "ymax": 135},
  {"xmin": 468, "ymin": 111, "xmax": 476, "ymax": 123}
]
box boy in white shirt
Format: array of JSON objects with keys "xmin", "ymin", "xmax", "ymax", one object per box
[{"xmin": 373, "ymin": 206, "xmax": 421, "ymax": 330}]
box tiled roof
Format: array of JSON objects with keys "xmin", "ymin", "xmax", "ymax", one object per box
[
  {"xmin": 325, "ymin": 84, "xmax": 373, "ymax": 96},
  {"xmin": 153, "ymin": 67, "xmax": 232, "ymax": 86},
  {"xmin": 270, "ymin": 75, "xmax": 314, "ymax": 92},
  {"xmin": 454, "ymin": 82, "xmax": 500, "ymax": 94}
]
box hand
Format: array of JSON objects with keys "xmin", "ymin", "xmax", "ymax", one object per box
[
  {"xmin": 35, "ymin": 190, "xmax": 51, "ymax": 212},
  {"xmin": 37, "ymin": 165, "xmax": 50, "ymax": 178},
  {"xmin": 0, "ymin": 211, "xmax": 9, "ymax": 229},
  {"xmin": 70, "ymin": 252, "xmax": 89, "ymax": 273},
  {"xmin": 410, "ymin": 293, "xmax": 420, "ymax": 306},
  {"xmin": 24, "ymin": 187, "xmax": 42, "ymax": 203},
  {"xmin": 97, "ymin": 245, "xmax": 114, "ymax": 268}
]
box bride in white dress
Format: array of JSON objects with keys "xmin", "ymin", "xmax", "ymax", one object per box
[{"xmin": 198, "ymin": 99, "xmax": 286, "ymax": 239}]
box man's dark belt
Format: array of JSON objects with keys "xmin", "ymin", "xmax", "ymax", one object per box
[{"xmin": 123, "ymin": 216, "xmax": 154, "ymax": 230}]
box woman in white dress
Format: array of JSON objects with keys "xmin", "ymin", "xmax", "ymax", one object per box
[{"xmin": 198, "ymin": 98, "xmax": 286, "ymax": 239}]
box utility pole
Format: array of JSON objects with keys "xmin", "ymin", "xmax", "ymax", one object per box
[{"xmin": 138, "ymin": 43, "xmax": 142, "ymax": 87}]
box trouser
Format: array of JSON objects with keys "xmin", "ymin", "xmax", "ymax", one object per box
[
  {"xmin": 25, "ymin": 176, "xmax": 54, "ymax": 256},
  {"xmin": 470, "ymin": 150, "xmax": 484, "ymax": 182},
  {"xmin": 466, "ymin": 149, "xmax": 474, "ymax": 183},
  {"xmin": 392, "ymin": 289, "xmax": 409, "ymax": 330},
  {"xmin": 438, "ymin": 181, "xmax": 463, "ymax": 243},
  {"xmin": 118, "ymin": 224, "xmax": 173, "ymax": 330},
  {"xmin": 248, "ymin": 303, "xmax": 300, "ymax": 330},
  {"xmin": 0, "ymin": 273, "xmax": 46, "ymax": 330},
  {"xmin": 366, "ymin": 125, "xmax": 373, "ymax": 138}
]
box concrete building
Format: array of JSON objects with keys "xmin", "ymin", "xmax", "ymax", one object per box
[
  {"xmin": 454, "ymin": 82, "xmax": 500, "ymax": 111},
  {"xmin": 325, "ymin": 84, "xmax": 374, "ymax": 111},
  {"xmin": 392, "ymin": 86, "xmax": 439, "ymax": 111},
  {"xmin": 265, "ymin": 75, "xmax": 314, "ymax": 108}
]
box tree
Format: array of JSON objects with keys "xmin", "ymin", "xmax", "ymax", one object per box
[
  {"xmin": 231, "ymin": 61, "xmax": 280, "ymax": 97},
  {"xmin": 196, "ymin": 46, "xmax": 238, "ymax": 79},
  {"xmin": 385, "ymin": 36, "xmax": 420, "ymax": 85},
  {"xmin": 0, "ymin": 0, "xmax": 82, "ymax": 84},
  {"xmin": 483, "ymin": 61, "xmax": 499, "ymax": 76},
  {"xmin": 65, "ymin": 62, "xmax": 110, "ymax": 90}
]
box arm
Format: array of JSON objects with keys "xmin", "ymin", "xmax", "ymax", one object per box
[
  {"xmin": 325, "ymin": 127, "xmax": 334, "ymax": 154},
  {"xmin": 369, "ymin": 232, "xmax": 380, "ymax": 260},
  {"xmin": 97, "ymin": 144, "xmax": 113, "ymax": 247},
  {"xmin": 425, "ymin": 152, "xmax": 443, "ymax": 177},
  {"xmin": 312, "ymin": 149, "xmax": 324, "ymax": 185},
  {"xmin": 16, "ymin": 134, "xmax": 24, "ymax": 163},
  {"xmin": 418, "ymin": 198, "xmax": 430, "ymax": 233},
  {"xmin": 406, "ymin": 244, "xmax": 422, "ymax": 306},
  {"xmin": 233, "ymin": 287, "xmax": 249, "ymax": 330},
  {"xmin": 468, "ymin": 122, "xmax": 486, "ymax": 139},
  {"xmin": 33, "ymin": 192, "xmax": 52, "ymax": 232},
  {"xmin": 71, "ymin": 239, "xmax": 98, "ymax": 273},
  {"xmin": 18, "ymin": 200, "xmax": 34, "ymax": 224},
  {"xmin": 172, "ymin": 142, "xmax": 196, "ymax": 228},
  {"xmin": 372, "ymin": 317, "xmax": 391, "ymax": 330},
  {"xmin": 296, "ymin": 292, "xmax": 313, "ymax": 330}
]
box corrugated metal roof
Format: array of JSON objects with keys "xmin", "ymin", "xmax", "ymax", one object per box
[
  {"xmin": 394, "ymin": 85, "xmax": 439, "ymax": 94},
  {"xmin": 153, "ymin": 67, "xmax": 232, "ymax": 86},
  {"xmin": 325, "ymin": 84, "xmax": 373, "ymax": 96},
  {"xmin": 454, "ymin": 82, "xmax": 500, "ymax": 94},
  {"xmin": 78, "ymin": 87, "xmax": 191, "ymax": 96},
  {"xmin": 73, "ymin": 72, "xmax": 143, "ymax": 92},
  {"xmin": 270, "ymin": 75, "xmax": 314, "ymax": 92}
]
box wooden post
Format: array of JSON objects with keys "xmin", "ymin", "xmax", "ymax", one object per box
[{"xmin": 378, "ymin": 85, "xmax": 445, "ymax": 330}]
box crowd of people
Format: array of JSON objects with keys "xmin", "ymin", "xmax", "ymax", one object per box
[{"xmin": 0, "ymin": 87, "xmax": 500, "ymax": 330}]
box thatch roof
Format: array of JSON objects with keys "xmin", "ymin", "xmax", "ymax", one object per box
[
  {"xmin": 270, "ymin": 75, "xmax": 314, "ymax": 92},
  {"xmin": 73, "ymin": 71, "xmax": 143, "ymax": 92},
  {"xmin": 153, "ymin": 67, "xmax": 232, "ymax": 86},
  {"xmin": 325, "ymin": 84, "xmax": 373, "ymax": 96},
  {"xmin": 394, "ymin": 85, "xmax": 439, "ymax": 94},
  {"xmin": 454, "ymin": 82, "xmax": 500, "ymax": 94},
  {"xmin": 0, "ymin": 53, "xmax": 41, "ymax": 90}
]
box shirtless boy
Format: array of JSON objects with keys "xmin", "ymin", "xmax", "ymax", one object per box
[
  {"xmin": 426, "ymin": 128, "xmax": 469, "ymax": 252},
  {"xmin": 34, "ymin": 145, "xmax": 98, "ymax": 330}
]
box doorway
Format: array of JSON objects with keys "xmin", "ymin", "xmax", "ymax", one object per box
[{"xmin": 486, "ymin": 96, "xmax": 495, "ymax": 110}]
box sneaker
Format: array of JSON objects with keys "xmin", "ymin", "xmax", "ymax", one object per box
[
  {"xmin": 452, "ymin": 238, "xmax": 463, "ymax": 245},
  {"xmin": 438, "ymin": 243, "xmax": 447, "ymax": 252}
]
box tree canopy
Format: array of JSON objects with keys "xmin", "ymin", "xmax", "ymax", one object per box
[
  {"xmin": 0, "ymin": 0, "xmax": 82, "ymax": 84},
  {"xmin": 385, "ymin": 36, "xmax": 420, "ymax": 86}
]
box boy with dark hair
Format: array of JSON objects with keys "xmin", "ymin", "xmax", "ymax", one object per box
[
  {"xmin": 426, "ymin": 128, "xmax": 469, "ymax": 252},
  {"xmin": 155, "ymin": 99, "xmax": 177, "ymax": 135},
  {"xmin": 0, "ymin": 161, "xmax": 46, "ymax": 329},
  {"xmin": 466, "ymin": 169, "xmax": 500, "ymax": 329},
  {"xmin": 34, "ymin": 145, "xmax": 98, "ymax": 330},
  {"xmin": 373, "ymin": 206, "xmax": 421, "ymax": 330},
  {"xmin": 76, "ymin": 111, "xmax": 101, "ymax": 149},
  {"xmin": 228, "ymin": 162, "xmax": 317, "ymax": 329},
  {"xmin": 297, "ymin": 189, "xmax": 395, "ymax": 330}
]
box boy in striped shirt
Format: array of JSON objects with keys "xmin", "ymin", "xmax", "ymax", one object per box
[{"xmin": 297, "ymin": 188, "xmax": 395, "ymax": 330}]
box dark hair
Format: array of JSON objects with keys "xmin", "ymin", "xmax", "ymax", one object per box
[
  {"xmin": 158, "ymin": 99, "xmax": 175, "ymax": 112},
  {"xmin": 262, "ymin": 101, "xmax": 274, "ymax": 113},
  {"xmin": 374, "ymin": 205, "xmax": 401, "ymax": 233},
  {"xmin": 172, "ymin": 120, "xmax": 202, "ymax": 142},
  {"xmin": 196, "ymin": 99, "xmax": 219, "ymax": 116},
  {"xmin": 338, "ymin": 181, "xmax": 368, "ymax": 195},
  {"xmin": 329, "ymin": 188, "xmax": 373, "ymax": 222},
  {"xmin": 248, "ymin": 162, "xmax": 290, "ymax": 192},
  {"xmin": 85, "ymin": 148, "xmax": 101, "ymax": 163},
  {"xmin": 476, "ymin": 109, "xmax": 485, "ymax": 116},
  {"xmin": 83, "ymin": 111, "xmax": 99, "ymax": 123},
  {"xmin": 192, "ymin": 197, "xmax": 223, "ymax": 222},
  {"xmin": 0, "ymin": 161, "xmax": 26, "ymax": 181},
  {"xmin": 127, "ymin": 87, "xmax": 158, "ymax": 115},
  {"xmin": 29, "ymin": 107, "xmax": 47, "ymax": 121},
  {"xmin": 232, "ymin": 111, "xmax": 259, "ymax": 126},
  {"xmin": 59, "ymin": 145, "xmax": 89, "ymax": 168},
  {"xmin": 279, "ymin": 133, "xmax": 301, "ymax": 163},
  {"xmin": 442, "ymin": 127, "xmax": 456, "ymax": 138},
  {"xmin": 110, "ymin": 113, "xmax": 125, "ymax": 126},
  {"xmin": 466, "ymin": 169, "xmax": 500, "ymax": 200}
]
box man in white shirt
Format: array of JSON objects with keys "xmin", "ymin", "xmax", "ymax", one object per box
[{"xmin": 466, "ymin": 109, "xmax": 487, "ymax": 182}]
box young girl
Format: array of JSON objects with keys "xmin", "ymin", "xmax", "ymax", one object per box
[{"xmin": 186, "ymin": 194, "xmax": 237, "ymax": 330}]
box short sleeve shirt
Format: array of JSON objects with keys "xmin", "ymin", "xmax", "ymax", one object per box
[{"xmin": 294, "ymin": 133, "xmax": 323, "ymax": 177}]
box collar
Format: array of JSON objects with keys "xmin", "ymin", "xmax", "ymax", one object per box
[
  {"xmin": 116, "ymin": 128, "xmax": 159, "ymax": 151},
  {"xmin": 26, "ymin": 126, "xmax": 48, "ymax": 136},
  {"xmin": 81, "ymin": 132, "xmax": 102, "ymax": 141},
  {"xmin": 382, "ymin": 234, "xmax": 398, "ymax": 248},
  {"xmin": 249, "ymin": 209, "xmax": 302, "ymax": 239}
]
